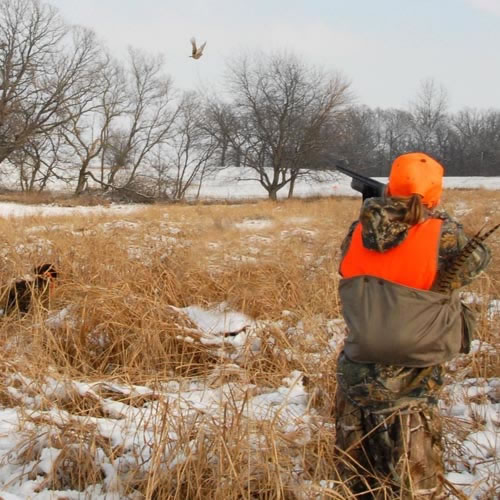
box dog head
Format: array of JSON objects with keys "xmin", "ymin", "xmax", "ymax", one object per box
[{"xmin": 33, "ymin": 264, "xmax": 58, "ymax": 289}]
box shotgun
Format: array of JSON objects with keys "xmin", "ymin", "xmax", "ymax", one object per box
[{"xmin": 335, "ymin": 163, "xmax": 386, "ymax": 201}]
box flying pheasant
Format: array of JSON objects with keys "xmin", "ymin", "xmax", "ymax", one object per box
[{"xmin": 189, "ymin": 37, "xmax": 206, "ymax": 60}]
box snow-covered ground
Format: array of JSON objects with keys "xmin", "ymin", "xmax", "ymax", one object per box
[
  {"xmin": 0, "ymin": 303, "xmax": 497, "ymax": 499},
  {"xmin": 0, "ymin": 323, "xmax": 315, "ymax": 499},
  {"xmin": 0, "ymin": 172, "xmax": 499, "ymax": 219},
  {"xmin": 0, "ymin": 175, "xmax": 498, "ymax": 498},
  {"xmin": 1, "ymin": 168, "xmax": 500, "ymax": 211},
  {"xmin": 187, "ymin": 170, "xmax": 500, "ymax": 200},
  {"xmin": 0, "ymin": 202, "xmax": 141, "ymax": 218}
]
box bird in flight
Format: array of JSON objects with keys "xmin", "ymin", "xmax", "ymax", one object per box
[{"xmin": 189, "ymin": 37, "xmax": 206, "ymax": 59}]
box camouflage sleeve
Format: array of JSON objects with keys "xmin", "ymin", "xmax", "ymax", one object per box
[
  {"xmin": 340, "ymin": 221, "xmax": 359, "ymax": 259},
  {"xmin": 436, "ymin": 214, "xmax": 492, "ymax": 289}
]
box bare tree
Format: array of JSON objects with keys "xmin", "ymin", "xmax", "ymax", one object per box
[
  {"xmin": 450, "ymin": 109, "xmax": 500, "ymax": 175},
  {"xmin": 57, "ymin": 54, "xmax": 127, "ymax": 195},
  {"xmin": 9, "ymin": 132, "xmax": 63, "ymax": 191},
  {"xmin": 0, "ymin": 0, "xmax": 103, "ymax": 166},
  {"xmin": 159, "ymin": 92, "xmax": 218, "ymax": 200},
  {"xmin": 329, "ymin": 107, "xmax": 414, "ymax": 176},
  {"xmin": 204, "ymin": 97, "xmax": 252, "ymax": 172},
  {"xmin": 99, "ymin": 48, "xmax": 178, "ymax": 193},
  {"xmin": 202, "ymin": 99, "xmax": 233, "ymax": 167},
  {"xmin": 408, "ymin": 78, "xmax": 449, "ymax": 154},
  {"xmin": 324, "ymin": 106, "xmax": 380, "ymax": 173},
  {"xmin": 223, "ymin": 51, "xmax": 351, "ymax": 199}
]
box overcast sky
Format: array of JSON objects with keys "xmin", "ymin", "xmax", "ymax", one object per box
[{"xmin": 48, "ymin": 0, "xmax": 499, "ymax": 112}]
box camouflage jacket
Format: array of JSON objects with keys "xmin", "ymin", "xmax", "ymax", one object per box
[
  {"xmin": 340, "ymin": 197, "xmax": 492, "ymax": 291},
  {"xmin": 337, "ymin": 197, "xmax": 492, "ymax": 407}
]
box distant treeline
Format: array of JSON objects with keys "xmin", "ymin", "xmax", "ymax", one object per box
[
  {"xmin": 327, "ymin": 105, "xmax": 500, "ymax": 178},
  {"xmin": 0, "ymin": 0, "xmax": 498, "ymax": 200}
]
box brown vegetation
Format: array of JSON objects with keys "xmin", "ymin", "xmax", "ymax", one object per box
[{"xmin": 0, "ymin": 191, "xmax": 498, "ymax": 498}]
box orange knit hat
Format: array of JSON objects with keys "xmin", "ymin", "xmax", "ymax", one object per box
[{"xmin": 387, "ymin": 153, "xmax": 443, "ymax": 208}]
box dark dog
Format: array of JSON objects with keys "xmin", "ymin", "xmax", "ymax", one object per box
[{"xmin": 2, "ymin": 264, "xmax": 58, "ymax": 315}]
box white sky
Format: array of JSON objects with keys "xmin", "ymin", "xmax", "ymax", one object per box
[{"xmin": 45, "ymin": 1, "xmax": 500, "ymax": 111}]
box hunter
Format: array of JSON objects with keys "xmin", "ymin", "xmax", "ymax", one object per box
[{"xmin": 335, "ymin": 152, "xmax": 492, "ymax": 498}]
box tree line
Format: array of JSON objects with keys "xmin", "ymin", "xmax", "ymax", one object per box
[{"xmin": 0, "ymin": 0, "xmax": 498, "ymax": 201}]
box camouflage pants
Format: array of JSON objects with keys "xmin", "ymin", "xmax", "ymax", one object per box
[{"xmin": 334, "ymin": 353, "xmax": 446, "ymax": 499}]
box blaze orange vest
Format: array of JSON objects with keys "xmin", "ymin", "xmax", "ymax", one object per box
[{"xmin": 340, "ymin": 219, "xmax": 443, "ymax": 290}]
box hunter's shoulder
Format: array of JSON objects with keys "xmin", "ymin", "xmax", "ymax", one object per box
[
  {"xmin": 429, "ymin": 208, "xmax": 459, "ymax": 225},
  {"xmin": 430, "ymin": 210, "xmax": 463, "ymax": 238}
]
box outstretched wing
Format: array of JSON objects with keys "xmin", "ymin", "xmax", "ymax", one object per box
[
  {"xmin": 190, "ymin": 37, "xmax": 197, "ymax": 56},
  {"xmin": 198, "ymin": 41, "xmax": 207, "ymax": 55}
]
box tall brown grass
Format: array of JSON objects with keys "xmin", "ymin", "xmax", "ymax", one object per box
[{"xmin": 0, "ymin": 191, "xmax": 498, "ymax": 498}]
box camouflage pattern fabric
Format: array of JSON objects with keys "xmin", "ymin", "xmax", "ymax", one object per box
[
  {"xmin": 335, "ymin": 354, "xmax": 446, "ymax": 499},
  {"xmin": 335, "ymin": 197, "xmax": 492, "ymax": 498},
  {"xmin": 341, "ymin": 197, "xmax": 491, "ymax": 290},
  {"xmin": 337, "ymin": 352, "xmax": 444, "ymax": 410}
]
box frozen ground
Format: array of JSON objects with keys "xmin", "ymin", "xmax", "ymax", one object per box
[
  {"xmin": 1, "ymin": 168, "xmax": 500, "ymax": 211},
  {"xmin": 0, "ymin": 175, "xmax": 498, "ymax": 498},
  {"xmin": 0, "ymin": 303, "xmax": 497, "ymax": 499},
  {"xmin": 186, "ymin": 170, "xmax": 500, "ymax": 200}
]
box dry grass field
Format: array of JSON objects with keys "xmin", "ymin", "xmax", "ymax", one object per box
[{"xmin": 0, "ymin": 191, "xmax": 498, "ymax": 499}]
